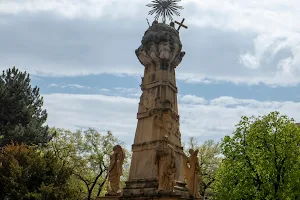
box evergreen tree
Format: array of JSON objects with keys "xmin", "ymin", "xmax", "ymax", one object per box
[{"xmin": 0, "ymin": 67, "xmax": 50, "ymax": 146}]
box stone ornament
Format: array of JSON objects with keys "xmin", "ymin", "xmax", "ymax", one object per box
[
  {"xmin": 136, "ymin": 23, "xmax": 185, "ymax": 71},
  {"xmin": 106, "ymin": 145, "xmax": 125, "ymax": 196},
  {"xmin": 155, "ymin": 135, "xmax": 176, "ymax": 192},
  {"xmin": 154, "ymin": 110, "xmax": 181, "ymax": 139},
  {"xmin": 183, "ymin": 149, "xmax": 201, "ymax": 198}
]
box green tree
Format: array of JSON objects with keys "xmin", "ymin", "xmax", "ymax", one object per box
[
  {"xmin": 186, "ymin": 137, "xmax": 222, "ymax": 198},
  {"xmin": 214, "ymin": 111, "xmax": 300, "ymax": 200},
  {"xmin": 0, "ymin": 67, "xmax": 50, "ymax": 146},
  {"xmin": 48, "ymin": 128, "xmax": 128, "ymax": 200},
  {"xmin": 0, "ymin": 142, "xmax": 76, "ymax": 200}
]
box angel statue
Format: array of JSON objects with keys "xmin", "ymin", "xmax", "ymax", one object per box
[
  {"xmin": 183, "ymin": 149, "xmax": 201, "ymax": 198},
  {"xmin": 106, "ymin": 145, "xmax": 125, "ymax": 196}
]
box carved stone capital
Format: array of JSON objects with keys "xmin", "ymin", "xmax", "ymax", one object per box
[{"xmin": 136, "ymin": 23, "xmax": 185, "ymax": 69}]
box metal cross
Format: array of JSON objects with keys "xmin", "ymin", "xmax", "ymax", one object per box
[{"xmin": 175, "ymin": 18, "xmax": 188, "ymax": 31}]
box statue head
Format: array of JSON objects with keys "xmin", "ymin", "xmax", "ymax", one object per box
[
  {"xmin": 163, "ymin": 135, "xmax": 169, "ymax": 143},
  {"xmin": 189, "ymin": 149, "xmax": 199, "ymax": 156},
  {"xmin": 170, "ymin": 21, "xmax": 175, "ymax": 28},
  {"xmin": 113, "ymin": 145, "xmax": 125, "ymax": 162}
]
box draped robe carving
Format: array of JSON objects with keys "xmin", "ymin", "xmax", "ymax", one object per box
[
  {"xmin": 183, "ymin": 149, "xmax": 201, "ymax": 198},
  {"xmin": 155, "ymin": 136, "xmax": 176, "ymax": 192},
  {"xmin": 107, "ymin": 145, "xmax": 125, "ymax": 196}
]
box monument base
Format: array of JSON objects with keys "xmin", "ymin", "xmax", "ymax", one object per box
[
  {"xmin": 96, "ymin": 196, "xmax": 202, "ymax": 200},
  {"xmin": 120, "ymin": 193, "xmax": 203, "ymax": 200},
  {"xmin": 122, "ymin": 179, "xmax": 189, "ymax": 196},
  {"xmin": 95, "ymin": 197, "xmax": 120, "ymax": 200},
  {"xmin": 121, "ymin": 179, "xmax": 202, "ymax": 200}
]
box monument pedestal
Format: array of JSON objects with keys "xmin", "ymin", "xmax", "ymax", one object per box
[
  {"xmin": 95, "ymin": 197, "xmax": 120, "ymax": 200},
  {"xmin": 122, "ymin": 179, "xmax": 189, "ymax": 196},
  {"xmin": 121, "ymin": 192, "xmax": 203, "ymax": 200},
  {"xmin": 121, "ymin": 180, "xmax": 202, "ymax": 200}
]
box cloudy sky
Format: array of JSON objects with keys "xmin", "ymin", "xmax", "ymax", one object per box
[{"xmin": 1, "ymin": 0, "xmax": 300, "ymax": 146}]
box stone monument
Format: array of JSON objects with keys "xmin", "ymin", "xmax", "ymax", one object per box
[
  {"xmin": 121, "ymin": 1, "xmax": 201, "ymax": 199},
  {"xmin": 97, "ymin": 1, "xmax": 202, "ymax": 199}
]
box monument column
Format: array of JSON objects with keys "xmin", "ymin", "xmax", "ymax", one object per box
[{"xmin": 122, "ymin": 1, "xmax": 193, "ymax": 199}]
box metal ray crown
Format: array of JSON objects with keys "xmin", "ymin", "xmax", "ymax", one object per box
[{"xmin": 147, "ymin": 0, "xmax": 184, "ymax": 23}]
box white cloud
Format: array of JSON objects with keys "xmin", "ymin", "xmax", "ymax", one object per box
[
  {"xmin": 48, "ymin": 83, "xmax": 86, "ymax": 89},
  {"xmin": 99, "ymin": 88, "xmax": 110, "ymax": 92},
  {"xmin": 181, "ymin": 0, "xmax": 300, "ymax": 86},
  {"xmin": 179, "ymin": 95, "xmax": 207, "ymax": 104},
  {"xmin": 43, "ymin": 93, "xmax": 300, "ymax": 145},
  {"xmin": 43, "ymin": 93, "xmax": 138, "ymax": 146},
  {"xmin": 239, "ymin": 53, "xmax": 260, "ymax": 69},
  {"xmin": 0, "ymin": 0, "xmax": 146, "ymax": 19},
  {"xmin": 114, "ymin": 87, "xmax": 141, "ymax": 97},
  {"xmin": 1, "ymin": 0, "xmax": 300, "ymax": 86},
  {"xmin": 67, "ymin": 84, "xmax": 85, "ymax": 89},
  {"xmin": 48, "ymin": 83, "xmax": 59, "ymax": 87}
]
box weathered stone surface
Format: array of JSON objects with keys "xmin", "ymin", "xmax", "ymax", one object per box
[
  {"xmin": 124, "ymin": 21, "xmax": 188, "ymax": 198},
  {"xmin": 122, "ymin": 21, "xmax": 203, "ymax": 200},
  {"xmin": 136, "ymin": 22, "xmax": 185, "ymax": 71}
]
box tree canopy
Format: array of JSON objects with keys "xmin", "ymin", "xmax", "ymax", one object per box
[
  {"xmin": 0, "ymin": 143, "xmax": 76, "ymax": 200},
  {"xmin": 214, "ymin": 111, "xmax": 300, "ymax": 200},
  {"xmin": 0, "ymin": 67, "xmax": 50, "ymax": 146},
  {"xmin": 48, "ymin": 128, "xmax": 128, "ymax": 200}
]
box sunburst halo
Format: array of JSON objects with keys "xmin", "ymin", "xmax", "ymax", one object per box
[{"xmin": 146, "ymin": 0, "xmax": 183, "ymax": 23}]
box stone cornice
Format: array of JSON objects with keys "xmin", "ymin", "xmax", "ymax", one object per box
[
  {"xmin": 132, "ymin": 139, "xmax": 184, "ymax": 153},
  {"xmin": 137, "ymin": 108, "xmax": 179, "ymax": 120},
  {"xmin": 141, "ymin": 80, "xmax": 178, "ymax": 93}
]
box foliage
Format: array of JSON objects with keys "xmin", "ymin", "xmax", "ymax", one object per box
[
  {"xmin": 214, "ymin": 111, "xmax": 300, "ymax": 200},
  {"xmin": 48, "ymin": 128, "xmax": 128, "ymax": 200},
  {"xmin": 0, "ymin": 142, "xmax": 75, "ymax": 200},
  {"xmin": 0, "ymin": 67, "xmax": 50, "ymax": 146},
  {"xmin": 186, "ymin": 137, "xmax": 222, "ymax": 197}
]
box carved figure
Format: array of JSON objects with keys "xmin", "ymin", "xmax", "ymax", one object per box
[
  {"xmin": 148, "ymin": 42, "xmax": 160, "ymax": 66},
  {"xmin": 138, "ymin": 93, "xmax": 147, "ymax": 113},
  {"xmin": 154, "ymin": 111, "xmax": 170, "ymax": 136},
  {"xmin": 143, "ymin": 90, "xmax": 156, "ymax": 110},
  {"xmin": 159, "ymin": 41, "xmax": 172, "ymax": 60},
  {"xmin": 183, "ymin": 149, "xmax": 201, "ymax": 198},
  {"xmin": 136, "ymin": 46, "xmax": 152, "ymax": 66},
  {"xmin": 172, "ymin": 51, "xmax": 185, "ymax": 68},
  {"xmin": 107, "ymin": 145, "xmax": 125, "ymax": 196},
  {"xmin": 155, "ymin": 135, "xmax": 176, "ymax": 192},
  {"xmin": 169, "ymin": 43, "xmax": 180, "ymax": 64}
]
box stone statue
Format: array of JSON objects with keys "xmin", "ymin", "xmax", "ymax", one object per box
[
  {"xmin": 107, "ymin": 145, "xmax": 125, "ymax": 196},
  {"xmin": 183, "ymin": 149, "xmax": 201, "ymax": 198},
  {"xmin": 159, "ymin": 41, "xmax": 172, "ymax": 60},
  {"xmin": 136, "ymin": 46, "xmax": 152, "ymax": 67},
  {"xmin": 155, "ymin": 135, "xmax": 176, "ymax": 192}
]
